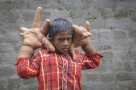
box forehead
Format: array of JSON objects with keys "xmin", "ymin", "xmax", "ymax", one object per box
[{"xmin": 55, "ymin": 31, "xmax": 72, "ymax": 38}]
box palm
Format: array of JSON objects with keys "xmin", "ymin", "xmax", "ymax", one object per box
[
  {"xmin": 21, "ymin": 28, "xmax": 41, "ymax": 49},
  {"xmin": 72, "ymin": 21, "xmax": 91, "ymax": 47},
  {"xmin": 20, "ymin": 7, "xmax": 55, "ymax": 51},
  {"xmin": 70, "ymin": 21, "xmax": 92, "ymax": 60},
  {"xmin": 73, "ymin": 30, "xmax": 89, "ymax": 47}
]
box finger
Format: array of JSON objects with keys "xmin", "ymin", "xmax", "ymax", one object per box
[
  {"xmin": 73, "ymin": 25, "xmax": 83, "ymax": 35},
  {"xmin": 86, "ymin": 32, "xmax": 92, "ymax": 36},
  {"xmin": 19, "ymin": 27, "xmax": 25, "ymax": 33},
  {"xmin": 30, "ymin": 28, "xmax": 39, "ymax": 35},
  {"xmin": 80, "ymin": 27, "xmax": 88, "ymax": 37},
  {"xmin": 35, "ymin": 41, "xmax": 42, "ymax": 48},
  {"xmin": 20, "ymin": 33, "xmax": 25, "ymax": 38},
  {"xmin": 79, "ymin": 27, "xmax": 91, "ymax": 37},
  {"xmin": 30, "ymin": 29, "xmax": 44, "ymax": 42},
  {"xmin": 32, "ymin": 7, "xmax": 42, "ymax": 28},
  {"xmin": 20, "ymin": 27, "xmax": 28, "ymax": 33},
  {"xmin": 85, "ymin": 21, "xmax": 92, "ymax": 36},
  {"xmin": 40, "ymin": 19, "xmax": 51, "ymax": 35},
  {"xmin": 85, "ymin": 21, "xmax": 91, "ymax": 32},
  {"xmin": 42, "ymin": 37, "xmax": 55, "ymax": 52},
  {"xmin": 69, "ymin": 43, "xmax": 77, "ymax": 61}
]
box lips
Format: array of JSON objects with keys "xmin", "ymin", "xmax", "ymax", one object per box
[
  {"xmin": 62, "ymin": 48, "xmax": 69, "ymax": 53},
  {"xmin": 62, "ymin": 48, "xmax": 68, "ymax": 51}
]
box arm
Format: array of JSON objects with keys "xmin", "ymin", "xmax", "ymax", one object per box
[
  {"xmin": 17, "ymin": 45, "xmax": 34, "ymax": 58},
  {"xmin": 16, "ymin": 7, "xmax": 54, "ymax": 79},
  {"xmin": 81, "ymin": 41, "xmax": 96, "ymax": 55},
  {"xmin": 81, "ymin": 21, "xmax": 96, "ymax": 55},
  {"xmin": 16, "ymin": 7, "xmax": 43, "ymax": 79},
  {"xmin": 81, "ymin": 51, "xmax": 102, "ymax": 69},
  {"xmin": 81, "ymin": 21, "xmax": 103, "ymax": 69},
  {"xmin": 72, "ymin": 21, "xmax": 103, "ymax": 68},
  {"xmin": 16, "ymin": 30, "xmax": 42, "ymax": 79},
  {"xmin": 81, "ymin": 41, "xmax": 102, "ymax": 69},
  {"xmin": 16, "ymin": 51, "xmax": 41, "ymax": 79}
]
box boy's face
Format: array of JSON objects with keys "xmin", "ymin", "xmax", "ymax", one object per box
[{"xmin": 51, "ymin": 31, "xmax": 72, "ymax": 54}]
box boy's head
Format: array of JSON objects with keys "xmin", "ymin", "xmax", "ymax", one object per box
[
  {"xmin": 48, "ymin": 18, "xmax": 73, "ymax": 39},
  {"xmin": 47, "ymin": 18, "xmax": 73, "ymax": 54}
]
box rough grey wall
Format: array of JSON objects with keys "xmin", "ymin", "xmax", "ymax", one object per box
[{"xmin": 0, "ymin": 0, "xmax": 136, "ymax": 90}]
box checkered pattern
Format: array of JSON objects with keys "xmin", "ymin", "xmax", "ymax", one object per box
[{"xmin": 16, "ymin": 49, "xmax": 102, "ymax": 90}]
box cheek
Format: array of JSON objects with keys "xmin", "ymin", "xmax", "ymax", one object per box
[{"xmin": 54, "ymin": 41, "xmax": 61, "ymax": 47}]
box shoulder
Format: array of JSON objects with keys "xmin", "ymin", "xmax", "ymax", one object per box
[{"xmin": 34, "ymin": 49, "xmax": 50, "ymax": 57}]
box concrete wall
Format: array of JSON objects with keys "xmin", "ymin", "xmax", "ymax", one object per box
[{"xmin": 0, "ymin": 0, "xmax": 136, "ymax": 90}]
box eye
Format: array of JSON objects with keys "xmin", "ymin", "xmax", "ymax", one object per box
[
  {"xmin": 58, "ymin": 38, "xmax": 65, "ymax": 42},
  {"xmin": 68, "ymin": 38, "xmax": 72, "ymax": 41}
]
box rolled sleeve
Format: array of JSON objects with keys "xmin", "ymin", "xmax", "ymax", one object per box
[
  {"xmin": 16, "ymin": 51, "xmax": 41, "ymax": 79},
  {"xmin": 81, "ymin": 51, "xmax": 103, "ymax": 69}
]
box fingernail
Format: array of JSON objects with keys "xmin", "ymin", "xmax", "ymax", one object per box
[
  {"xmin": 38, "ymin": 7, "xmax": 42, "ymax": 9},
  {"xmin": 83, "ymin": 32, "xmax": 88, "ymax": 36},
  {"xmin": 87, "ymin": 32, "xmax": 92, "ymax": 36}
]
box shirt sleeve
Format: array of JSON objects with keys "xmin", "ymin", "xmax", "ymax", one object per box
[
  {"xmin": 81, "ymin": 51, "xmax": 103, "ymax": 70},
  {"xmin": 15, "ymin": 51, "xmax": 41, "ymax": 79}
]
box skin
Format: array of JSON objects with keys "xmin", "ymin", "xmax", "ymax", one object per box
[
  {"xmin": 17, "ymin": 7, "xmax": 96, "ymax": 59},
  {"xmin": 51, "ymin": 31, "xmax": 72, "ymax": 54},
  {"xmin": 18, "ymin": 7, "xmax": 54, "ymax": 58}
]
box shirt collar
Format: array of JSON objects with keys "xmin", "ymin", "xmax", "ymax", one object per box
[{"xmin": 46, "ymin": 48, "xmax": 71, "ymax": 56}]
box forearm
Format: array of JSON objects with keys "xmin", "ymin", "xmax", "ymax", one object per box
[
  {"xmin": 17, "ymin": 45, "xmax": 34, "ymax": 58},
  {"xmin": 81, "ymin": 41, "xmax": 96, "ymax": 55},
  {"xmin": 16, "ymin": 46, "xmax": 40, "ymax": 79},
  {"xmin": 81, "ymin": 41, "xmax": 103, "ymax": 69}
]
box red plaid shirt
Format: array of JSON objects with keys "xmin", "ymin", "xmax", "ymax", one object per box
[{"xmin": 16, "ymin": 49, "xmax": 102, "ymax": 90}]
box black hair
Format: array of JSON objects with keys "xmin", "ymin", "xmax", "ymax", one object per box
[{"xmin": 47, "ymin": 18, "xmax": 73, "ymax": 39}]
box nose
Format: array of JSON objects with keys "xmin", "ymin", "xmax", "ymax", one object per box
[{"xmin": 63, "ymin": 40, "xmax": 69, "ymax": 46}]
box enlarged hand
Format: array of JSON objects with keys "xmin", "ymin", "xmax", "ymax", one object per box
[
  {"xmin": 20, "ymin": 27, "xmax": 43, "ymax": 49},
  {"xmin": 20, "ymin": 7, "xmax": 55, "ymax": 51},
  {"xmin": 70, "ymin": 21, "xmax": 92, "ymax": 60},
  {"xmin": 72, "ymin": 21, "xmax": 92, "ymax": 47}
]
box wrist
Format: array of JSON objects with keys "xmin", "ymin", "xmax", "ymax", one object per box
[
  {"xmin": 17, "ymin": 45, "xmax": 35, "ymax": 58},
  {"xmin": 81, "ymin": 41, "xmax": 96, "ymax": 55},
  {"xmin": 22, "ymin": 42, "xmax": 35, "ymax": 50}
]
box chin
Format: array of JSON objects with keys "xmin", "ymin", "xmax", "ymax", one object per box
[{"xmin": 61, "ymin": 51, "xmax": 69, "ymax": 54}]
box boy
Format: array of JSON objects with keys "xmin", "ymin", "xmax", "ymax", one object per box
[{"xmin": 16, "ymin": 7, "xmax": 102, "ymax": 90}]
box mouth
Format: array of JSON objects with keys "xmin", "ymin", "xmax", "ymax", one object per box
[
  {"xmin": 62, "ymin": 48, "xmax": 69, "ymax": 51},
  {"xmin": 62, "ymin": 48, "xmax": 69, "ymax": 53}
]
